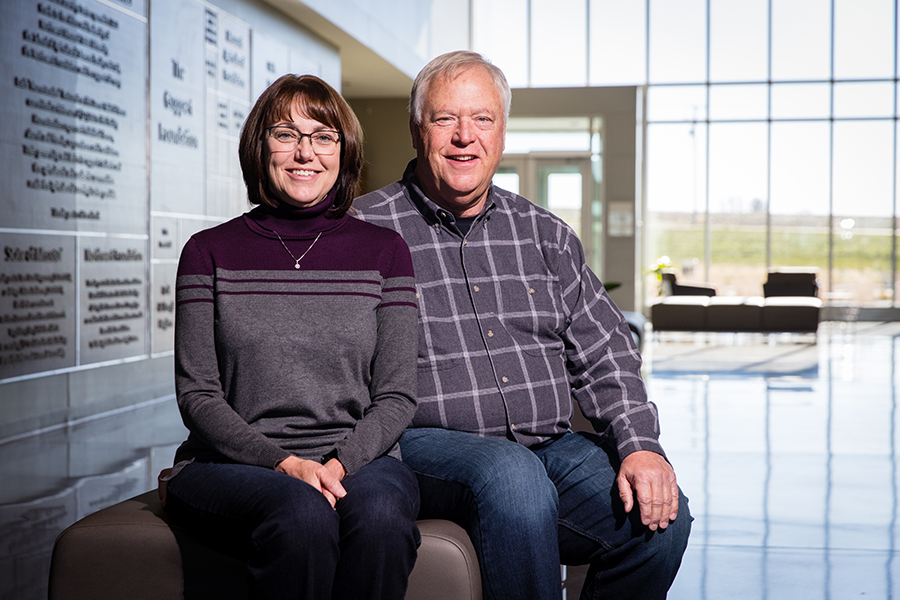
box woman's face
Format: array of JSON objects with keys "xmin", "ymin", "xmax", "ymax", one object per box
[{"xmin": 265, "ymin": 103, "xmax": 341, "ymax": 209}]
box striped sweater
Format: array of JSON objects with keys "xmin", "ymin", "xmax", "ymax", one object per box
[{"xmin": 172, "ymin": 197, "xmax": 418, "ymax": 475}]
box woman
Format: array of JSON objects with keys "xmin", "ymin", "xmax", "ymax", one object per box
[{"xmin": 163, "ymin": 74, "xmax": 420, "ymax": 599}]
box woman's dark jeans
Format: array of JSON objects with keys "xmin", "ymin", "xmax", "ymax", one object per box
[{"xmin": 166, "ymin": 456, "xmax": 420, "ymax": 600}]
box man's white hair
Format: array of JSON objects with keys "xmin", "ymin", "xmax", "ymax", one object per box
[{"xmin": 409, "ymin": 51, "xmax": 512, "ymax": 126}]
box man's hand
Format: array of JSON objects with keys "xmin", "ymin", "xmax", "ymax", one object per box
[
  {"xmin": 616, "ymin": 450, "xmax": 679, "ymax": 531},
  {"xmin": 276, "ymin": 455, "xmax": 347, "ymax": 508}
]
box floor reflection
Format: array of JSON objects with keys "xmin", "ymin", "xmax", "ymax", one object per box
[
  {"xmin": 2, "ymin": 322, "xmax": 899, "ymax": 599},
  {"xmin": 651, "ymin": 322, "xmax": 900, "ymax": 600}
]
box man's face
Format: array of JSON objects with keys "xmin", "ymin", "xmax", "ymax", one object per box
[{"xmin": 412, "ymin": 67, "xmax": 506, "ymax": 218}]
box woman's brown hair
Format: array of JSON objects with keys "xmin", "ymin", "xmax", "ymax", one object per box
[{"xmin": 239, "ymin": 74, "xmax": 363, "ymax": 215}]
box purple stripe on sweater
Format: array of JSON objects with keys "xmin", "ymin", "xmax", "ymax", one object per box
[
  {"xmin": 177, "ymin": 298, "xmax": 214, "ymax": 305},
  {"xmin": 217, "ymin": 277, "xmax": 382, "ymax": 286},
  {"xmin": 216, "ymin": 290, "xmax": 383, "ymax": 300},
  {"xmin": 383, "ymin": 286, "xmax": 417, "ymax": 293},
  {"xmin": 177, "ymin": 284, "xmax": 213, "ymax": 291},
  {"xmin": 378, "ymin": 301, "xmax": 418, "ymax": 309}
]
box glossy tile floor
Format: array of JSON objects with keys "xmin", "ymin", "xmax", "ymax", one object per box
[
  {"xmin": 2, "ymin": 321, "xmax": 897, "ymax": 599},
  {"xmin": 646, "ymin": 321, "xmax": 900, "ymax": 600}
]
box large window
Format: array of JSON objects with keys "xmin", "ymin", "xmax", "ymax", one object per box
[
  {"xmin": 644, "ymin": 0, "xmax": 899, "ymax": 307},
  {"xmin": 473, "ymin": 0, "xmax": 900, "ymax": 309}
]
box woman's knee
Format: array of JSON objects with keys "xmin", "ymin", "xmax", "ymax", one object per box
[{"xmin": 257, "ymin": 482, "xmax": 340, "ymax": 548}]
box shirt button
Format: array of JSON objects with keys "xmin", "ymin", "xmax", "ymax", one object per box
[
  {"xmin": 487, "ymin": 330, "xmax": 493, "ymax": 337},
  {"xmin": 416, "ymin": 292, "xmax": 420, "ymax": 298},
  {"xmin": 528, "ymin": 288, "xmax": 535, "ymax": 295},
  {"xmin": 501, "ymin": 376, "xmax": 508, "ymax": 383},
  {"xmin": 463, "ymin": 239, "xmax": 468, "ymax": 246},
  {"xmin": 511, "ymin": 424, "xmax": 517, "ymax": 431},
  {"xmin": 473, "ymin": 285, "xmax": 480, "ymax": 292}
]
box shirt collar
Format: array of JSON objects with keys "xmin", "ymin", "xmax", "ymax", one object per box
[{"xmin": 401, "ymin": 159, "xmax": 498, "ymax": 233}]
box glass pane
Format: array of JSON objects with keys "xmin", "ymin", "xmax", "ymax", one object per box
[
  {"xmin": 472, "ymin": 0, "xmax": 530, "ymax": 87},
  {"xmin": 833, "ymin": 82, "xmax": 894, "ymax": 118},
  {"xmin": 589, "ymin": 0, "xmax": 646, "ymax": 85},
  {"xmin": 833, "ymin": 121, "xmax": 893, "ymax": 217},
  {"xmin": 649, "ymin": 0, "xmax": 707, "ymax": 84},
  {"xmin": 493, "ymin": 168, "xmax": 520, "ymax": 195},
  {"xmin": 709, "ymin": 84, "xmax": 768, "ymax": 121},
  {"xmin": 532, "ymin": 0, "xmax": 587, "ymax": 86},
  {"xmin": 771, "ymin": 122, "xmax": 831, "ymax": 217},
  {"xmin": 537, "ymin": 166, "xmax": 582, "ymax": 236},
  {"xmin": 832, "ymin": 121, "xmax": 894, "ymax": 304},
  {"xmin": 709, "ymin": 123, "xmax": 768, "ymax": 295},
  {"xmin": 505, "ymin": 133, "xmax": 591, "ymax": 153},
  {"xmin": 647, "ymin": 123, "xmax": 708, "ymax": 214},
  {"xmin": 709, "ymin": 123, "xmax": 768, "ymax": 214},
  {"xmin": 709, "ymin": 0, "xmax": 769, "ymax": 83},
  {"xmin": 834, "ymin": 0, "xmax": 895, "ymax": 80},
  {"xmin": 770, "ymin": 122, "xmax": 831, "ymax": 279},
  {"xmin": 771, "ymin": 0, "xmax": 831, "ymax": 81},
  {"xmin": 771, "ymin": 83, "xmax": 831, "ymax": 120},
  {"xmin": 647, "ymin": 85, "xmax": 707, "ymax": 122},
  {"xmin": 646, "ymin": 122, "xmax": 708, "ymax": 298},
  {"xmin": 896, "ymin": 121, "xmax": 900, "ymax": 306},
  {"xmin": 504, "ymin": 117, "xmax": 591, "ymax": 153}
]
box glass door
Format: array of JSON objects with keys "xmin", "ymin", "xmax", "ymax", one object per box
[{"xmin": 496, "ymin": 154, "xmax": 601, "ymax": 276}]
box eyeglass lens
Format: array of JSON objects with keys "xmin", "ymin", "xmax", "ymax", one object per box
[{"xmin": 268, "ymin": 127, "xmax": 340, "ymax": 155}]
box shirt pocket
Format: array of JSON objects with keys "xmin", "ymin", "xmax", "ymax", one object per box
[
  {"xmin": 496, "ymin": 281, "xmax": 567, "ymax": 358},
  {"xmin": 417, "ymin": 317, "xmax": 464, "ymax": 372}
]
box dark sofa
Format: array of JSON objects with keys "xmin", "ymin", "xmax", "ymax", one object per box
[{"xmin": 651, "ymin": 269, "xmax": 822, "ymax": 334}]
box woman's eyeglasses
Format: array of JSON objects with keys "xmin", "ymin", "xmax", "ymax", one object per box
[{"xmin": 266, "ymin": 126, "xmax": 342, "ymax": 155}]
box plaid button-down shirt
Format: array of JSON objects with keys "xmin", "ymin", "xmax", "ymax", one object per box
[{"xmin": 353, "ymin": 161, "xmax": 664, "ymax": 460}]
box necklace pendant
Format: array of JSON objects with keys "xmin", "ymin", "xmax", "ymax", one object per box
[{"xmin": 294, "ymin": 262, "xmax": 301, "ymax": 269}]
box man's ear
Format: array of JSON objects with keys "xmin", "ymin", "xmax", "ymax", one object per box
[{"xmin": 409, "ymin": 116, "xmax": 421, "ymax": 151}]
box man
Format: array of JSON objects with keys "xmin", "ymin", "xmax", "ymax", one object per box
[{"xmin": 353, "ymin": 50, "xmax": 690, "ymax": 600}]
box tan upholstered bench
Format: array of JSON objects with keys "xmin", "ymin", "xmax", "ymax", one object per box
[{"xmin": 48, "ymin": 490, "xmax": 481, "ymax": 600}]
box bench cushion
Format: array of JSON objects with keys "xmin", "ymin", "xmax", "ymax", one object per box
[{"xmin": 49, "ymin": 491, "xmax": 482, "ymax": 600}]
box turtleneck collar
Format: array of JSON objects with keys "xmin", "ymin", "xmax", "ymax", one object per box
[{"xmin": 244, "ymin": 188, "xmax": 347, "ymax": 240}]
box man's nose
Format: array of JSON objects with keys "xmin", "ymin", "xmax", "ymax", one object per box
[{"xmin": 453, "ymin": 118, "xmax": 476, "ymax": 144}]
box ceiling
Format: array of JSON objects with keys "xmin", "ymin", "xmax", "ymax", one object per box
[{"xmin": 261, "ymin": 0, "xmax": 414, "ymax": 99}]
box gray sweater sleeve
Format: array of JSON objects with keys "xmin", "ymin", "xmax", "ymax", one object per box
[
  {"xmin": 333, "ymin": 271, "xmax": 419, "ymax": 474},
  {"xmin": 174, "ymin": 237, "xmax": 293, "ymax": 469}
]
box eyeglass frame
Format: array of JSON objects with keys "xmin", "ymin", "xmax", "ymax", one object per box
[{"xmin": 265, "ymin": 125, "xmax": 343, "ymax": 156}]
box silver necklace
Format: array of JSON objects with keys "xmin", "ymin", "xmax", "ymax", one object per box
[{"xmin": 271, "ymin": 230, "xmax": 322, "ymax": 269}]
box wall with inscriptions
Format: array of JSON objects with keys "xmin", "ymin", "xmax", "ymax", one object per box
[{"xmin": 0, "ymin": 0, "xmax": 340, "ymax": 438}]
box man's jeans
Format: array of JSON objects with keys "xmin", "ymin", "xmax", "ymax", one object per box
[
  {"xmin": 399, "ymin": 428, "xmax": 692, "ymax": 600},
  {"xmin": 165, "ymin": 456, "xmax": 420, "ymax": 600}
]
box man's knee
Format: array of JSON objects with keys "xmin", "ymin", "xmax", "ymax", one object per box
[{"xmin": 402, "ymin": 429, "xmax": 559, "ymax": 525}]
